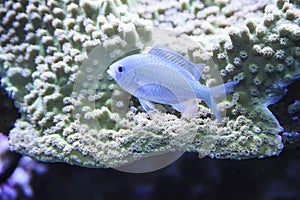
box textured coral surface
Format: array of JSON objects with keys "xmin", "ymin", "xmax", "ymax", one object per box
[{"xmin": 0, "ymin": 0, "xmax": 299, "ymax": 168}]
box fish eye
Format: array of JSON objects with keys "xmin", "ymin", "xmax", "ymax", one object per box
[{"xmin": 118, "ymin": 66, "xmax": 124, "ymax": 72}]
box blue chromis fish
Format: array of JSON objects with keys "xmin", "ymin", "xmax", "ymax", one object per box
[{"xmin": 107, "ymin": 46, "xmax": 238, "ymax": 121}]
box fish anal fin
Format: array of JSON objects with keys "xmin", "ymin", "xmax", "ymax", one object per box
[
  {"xmin": 208, "ymin": 98, "xmax": 223, "ymax": 121},
  {"xmin": 171, "ymin": 99, "xmax": 198, "ymax": 115},
  {"xmin": 138, "ymin": 98, "xmax": 156, "ymax": 112},
  {"xmin": 207, "ymin": 81, "xmax": 239, "ymax": 121}
]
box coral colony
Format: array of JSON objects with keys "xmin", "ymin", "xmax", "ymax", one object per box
[{"xmin": 0, "ymin": 0, "xmax": 299, "ymax": 168}]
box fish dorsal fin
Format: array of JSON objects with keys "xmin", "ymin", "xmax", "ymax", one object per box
[{"xmin": 148, "ymin": 46, "xmax": 205, "ymax": 80}]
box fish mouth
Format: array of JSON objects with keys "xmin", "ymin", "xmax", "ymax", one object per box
[{"xmin": 107, "ymin": 68, "xmax": 114, "ymax": 78}]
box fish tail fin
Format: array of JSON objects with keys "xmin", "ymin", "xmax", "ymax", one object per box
[
  {"xmin": 207, "ymin": 81, "xmax": 239, "ymax": 121},
  {"xmin": 209, "ymin": 81, "xmax": 239, "ymax": 98}
]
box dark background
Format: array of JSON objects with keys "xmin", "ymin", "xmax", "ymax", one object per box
[{"xmin": 32, "ymin": 152, "xmax": 300, "ymax": 200}]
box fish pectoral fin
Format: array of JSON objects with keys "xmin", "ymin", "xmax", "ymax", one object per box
[
  {"xmin": 138, "ymin": 98, "xmax": 156, "ymax": 112},
  {"xmin": 171, "ymin": 99, "xmax": 198, "ymax": 115}
]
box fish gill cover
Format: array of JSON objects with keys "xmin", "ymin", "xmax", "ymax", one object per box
[{"xmin": 0, "ymin": 0, "xmax": 299, "ymax": 172}]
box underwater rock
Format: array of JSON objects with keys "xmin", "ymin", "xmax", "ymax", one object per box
[
  {"xmin": 288, "ymin": 100, "xmax": 300, "ymax": 115},
  {"xmin": 0, "ymin": 133, "xmax": 47, "ymax": 199}
]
